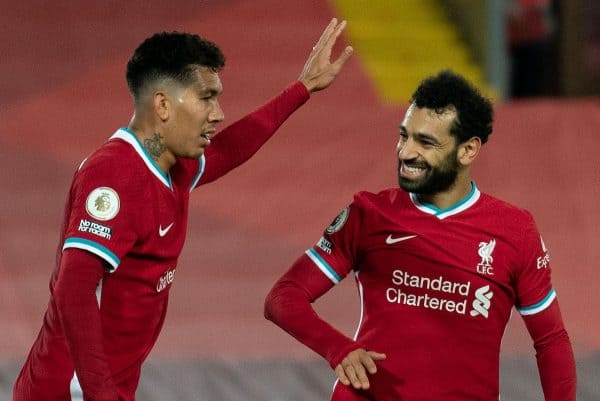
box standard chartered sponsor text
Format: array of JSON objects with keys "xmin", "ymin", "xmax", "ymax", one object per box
[{"xmin": 387, "ymin": 269, "xmax": 471, "ymax": 314}]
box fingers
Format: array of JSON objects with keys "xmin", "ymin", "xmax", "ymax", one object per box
[
  {"xmin": 367, "ymin": 350, "xmax": 387, "ymax": 361},
  {"xmin": 332, "ymin": 45, "xmax": 354, "ymax": 70},
  {"xmin": 334, "ymin": 349, "xmax": 386, "ymax": 390},
  {"xmin": 298, "ymin": 17, "xmax": 352, "ymax": 92},
  {"xmin": 335, "ymin": 364, "xmax": 351, "ymax": 386},
  {"xmin": 324, "ymin": 19, "xmax": 347, "ymax": 54},
  {"xmin": 337, "ymin": 360, "xmax": 369, "ymax": 389},
  {"xmin": 312, "ymin": 18, "xmax": 339, "ymax": 55}
]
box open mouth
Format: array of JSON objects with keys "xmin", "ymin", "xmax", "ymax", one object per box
[
  {"xmin": 200, "ymin": 132, "xmax": 212, "ymax": 145},
  {"xmin": 401, "ymin": 162, "xmax": 428, "ymax": 179}
]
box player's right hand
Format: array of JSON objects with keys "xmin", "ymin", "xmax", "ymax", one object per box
[{"xmin": 334, "ymin": 348, "xmax": 386, "ymax": 390}]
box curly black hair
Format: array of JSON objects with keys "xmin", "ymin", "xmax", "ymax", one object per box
[
  {"xmin": 411, "ymin": 70, "xmax": 493, "ymax": 144},
  {"xmin": 126, "ymin": 31, "xmax": 226, "ymax": 100}
]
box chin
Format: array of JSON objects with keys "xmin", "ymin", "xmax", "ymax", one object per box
[
  {"xmin": 399, "ymin": 177, "xmax": 425, "ymax": 193},
  {"xmin": 189, "ymin": 148, "xmax": 205, "ymax": 159}
]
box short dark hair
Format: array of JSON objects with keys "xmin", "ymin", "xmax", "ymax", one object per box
[
  {"xmin": 411, "ymin": 70, "xmax": 493, "ymax": 144},
  {"xmin": 126, "ymin": 31, "xmax": 226, "ymax": 99}
]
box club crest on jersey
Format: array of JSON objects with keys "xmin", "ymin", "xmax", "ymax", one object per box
[
  {"xmin": 86, "ymin": 187, "xmax": 120, "ymax": 221},
  {"xmin": 476, "ymin": 239, "xmax": 496, "ymax": 275},
  {"xmin": 325, "ymin": 207, "xmax": 349, "ymax": 234}
]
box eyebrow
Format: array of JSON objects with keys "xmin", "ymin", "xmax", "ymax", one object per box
[
  {"xmin": 399, "ymin": 126, "xmax": 440, "ymax": 144},
  {"xmin": 199, "ymin": 87, "xmax": 222, "ymax": 97}
]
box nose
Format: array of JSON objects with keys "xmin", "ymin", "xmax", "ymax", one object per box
[
  {"xmin": 209, "ymin": 100, "xmax": 224, "ymax": 123},
  {"xmin": 397, "ymin": 137, "xmax": 418, "ymax": 160}
]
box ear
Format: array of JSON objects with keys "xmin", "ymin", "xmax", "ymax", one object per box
[
  {"xmin": 152, "ymin": 91, "xmax": 170, "ymax": 121},
  {"xmin": 457, "ymin": 136, "xmax": 481, "ymax": 166}
]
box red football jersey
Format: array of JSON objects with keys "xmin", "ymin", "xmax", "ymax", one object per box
[
  {"xmin": 16, "ymin": 128, "xmax": 203, "ymax": 399},
  {"xmin": 14, "ymin": 81, "xmax": 309, "ymax": 400},
  {"xmin": 308, "ymin": 184, "xmax": 555, "ymax": 400}
]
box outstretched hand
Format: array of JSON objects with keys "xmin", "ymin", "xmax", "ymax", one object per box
[
  {"xmin": 299, "ymin": 18, "xmax": 354, "ymax": 93},
  {"xmin": 335, "ymin": 348, "xmax": 386, "ymax": 390}
]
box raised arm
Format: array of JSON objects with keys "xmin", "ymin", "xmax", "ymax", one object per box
[{"xmin": 197, "ymin": 18, "xmax": 353, "ymax": 185}]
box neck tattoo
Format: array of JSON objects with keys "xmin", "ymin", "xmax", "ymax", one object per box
[{"xmin": 144, "ymin": 133, "xmax": 166, "ymax": 161}]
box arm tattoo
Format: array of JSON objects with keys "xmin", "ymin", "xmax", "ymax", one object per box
[{"xmin": 144, "ymin": 133, "xmax": 167, "ymax": 161}]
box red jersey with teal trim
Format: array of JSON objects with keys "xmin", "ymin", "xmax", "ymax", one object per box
[
  {"xmin": 18, "ymin": 128, "xmax": 205, "ymax": 400},
  {"xmin": 15, "ymin": 81, "xmax": 310, "ymax": 400},
  {"xmin": 308, "ymin": 183, "xmax": 555, "ymax": 400}
]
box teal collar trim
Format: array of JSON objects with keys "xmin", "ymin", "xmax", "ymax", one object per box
[
  {"xmin": 410, "ymin": 182, "xmax": 480, "ymax": 219},
  {"xmin": 110, "ymin": 128, "xmax": 173, "ymax": 190}
]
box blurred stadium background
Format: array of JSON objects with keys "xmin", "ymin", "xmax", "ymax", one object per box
[{"xmin": 1, "ymin": 0, "xmax": 599, "ymax": 399}]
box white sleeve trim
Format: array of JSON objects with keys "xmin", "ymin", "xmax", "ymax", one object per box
[
  {"xmin": 518, "ymin": 288, "xmax": 556, "ymax": 316},
  {"xmin": 305, "ymin": 248, "xmax": 341, "ymax": 284},
  {"xmin": 63, "ymin": 237, "xmax": 119, "ymax": 272}
]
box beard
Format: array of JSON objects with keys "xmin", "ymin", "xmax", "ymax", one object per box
[{"xmin": 398, "ymin": 147, "xmax": 460, "ymax": 195}]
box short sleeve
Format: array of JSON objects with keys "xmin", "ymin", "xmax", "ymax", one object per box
[
  {"xmin": 304, "ymin": 195, "xmax": 364, "ymax": 285},
  {"xmin": 514, "ymin": 212, "xmax": 555, "ymax": 315},
  {"xmin": 62, "ymin": 160, "xmax": 140, "ymax": 271}
]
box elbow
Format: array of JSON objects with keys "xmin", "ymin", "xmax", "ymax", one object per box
[
  {"xmin": 264, "ymin": 280, "xmax": 300, "ymax": 324},
  {"xmin": 263, "ymin": 286, "xmax": 278, "ymax": 322}
]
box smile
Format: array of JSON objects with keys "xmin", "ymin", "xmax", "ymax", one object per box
[{"xmin": 401, "ymin": 162, "xmax": 428, "ymax": 178}]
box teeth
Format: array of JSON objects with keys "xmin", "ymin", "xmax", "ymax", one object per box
[{"xmin": 405, "ymin": 165, "xmax": 424, "ymax": 173}]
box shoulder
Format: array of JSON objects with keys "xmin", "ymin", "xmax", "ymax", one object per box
[
  {"xmin": 78, "ymin": 139, "xmax": 137, "ymax": 172},
  {"xmin": 352, "ymin": 188, "xmax": 408, "ymax": 210},
  {"xmin": 73, "ymin": 140, "xmax": 145, "ymax": 195},
  {"xmin": 478, "ymin": 192, "xmax": 537, "ymax": 228}
]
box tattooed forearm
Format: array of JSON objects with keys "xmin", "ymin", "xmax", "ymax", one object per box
[{"xmin": 144, "ymin": 133, "xmax": 166, "ymax": 161}]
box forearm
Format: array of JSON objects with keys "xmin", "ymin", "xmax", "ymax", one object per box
[
  {"xmin": 199, "ymin": 81, "xmax": 309, "ymax": 184},
  {"xmin": 54, "ymin": 249, "xmax": 119, "ymax": 401},
  {"xmin": 523, "ymin": 301, "xmax": 576, "ymax": 401},
  {"xmin": 535, "ymin": 330, "xmax": 576, "ymax": 401},
  {"xmin": 264, "ymin": 257, "xmax": 360, "ymax": 367}
]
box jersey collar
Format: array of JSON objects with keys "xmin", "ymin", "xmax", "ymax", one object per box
[
  {"xmin": 409, "ymin": 181, "xmax": 480, "ymax": 219},
  {"xmin": 110, "ymin": 128, "xmax": 173, "ymax": 190}
]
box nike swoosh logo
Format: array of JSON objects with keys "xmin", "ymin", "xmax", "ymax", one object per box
[
  {"xmin": 386, "ymin": 234, "xmax": 417, "ymax": 244},
  {"xmin": 159, "ymin": 222, "xmax": 174, "ymax": 237}
]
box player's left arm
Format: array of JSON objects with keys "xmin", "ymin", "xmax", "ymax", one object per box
[
  {"xmin": 515, "ymin": 213, "xmax": 576, "ymax": 401},
  {"xmin": 195, "ymin": 18, "xmax": 353, "ymax": 186},
  {"xmin": 522, "ymin": 300, "xmax": 576, "ymax": 401}
]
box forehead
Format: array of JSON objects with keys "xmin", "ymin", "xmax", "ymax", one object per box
[
  {"xmin": 188, "ymin": 66, "xmax": 223, "ymax": 94},
  {"xmin": 401, "ymin": 103, "xmax": 456, "ymax": 138}
]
